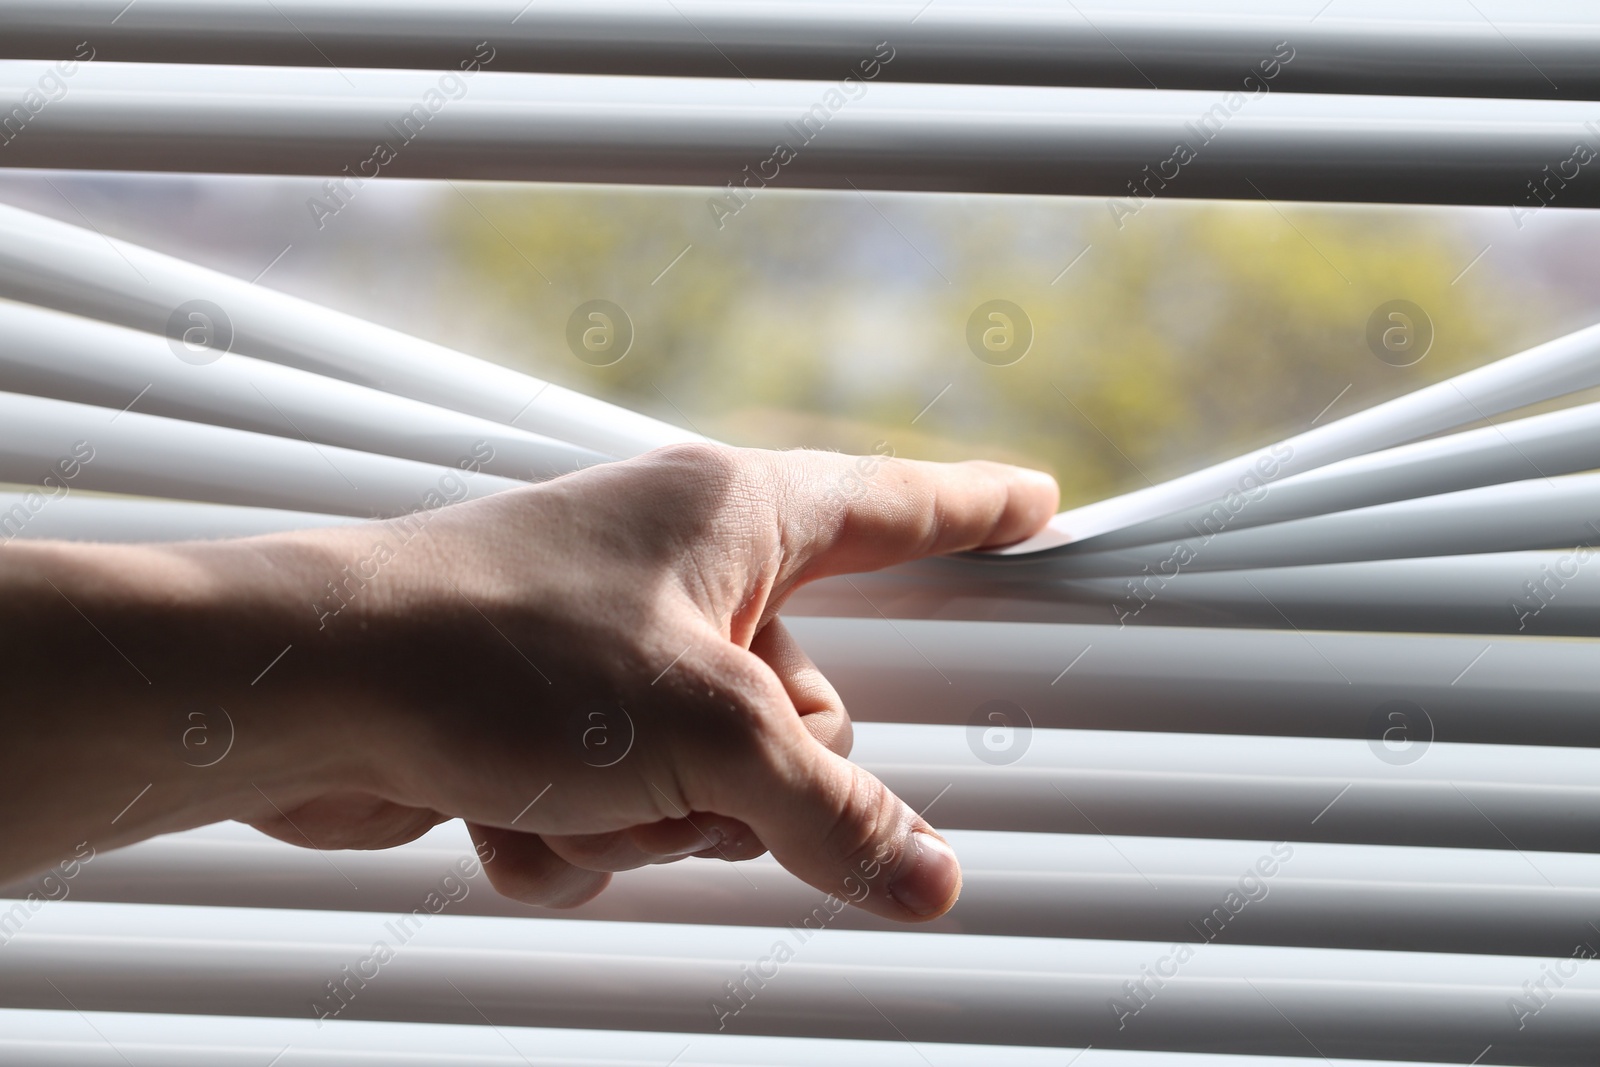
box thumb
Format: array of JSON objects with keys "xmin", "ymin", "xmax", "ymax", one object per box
[
  {"xmin": 764, "ymin": 746, "xmax": 960, "ymax": 922},
  {"xmin": 695, "ymin": 661, "xmax": 961, "ymax": 923}
]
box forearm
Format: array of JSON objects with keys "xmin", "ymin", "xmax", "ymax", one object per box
[{"xmin": 0, "ymin": 534, "xmax": 364, "ymax": 881}]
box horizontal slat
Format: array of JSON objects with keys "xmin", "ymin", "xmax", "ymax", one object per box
[
  {"xmin": 0, "ymin": 0, "xmax": 1592, "ymax": 99},
  {"xmin": 1079, "ymin": 553, "xmax": 1600, "ymax": 636},
  {"xmin": 858, "ymin": 724, "xmax": 1600, "ymax": 852},
  {"xmin": 27, "ymin": 820, "xmax": 1600, "ymax": 957},
  {"xmin": 794, "ymin": 551, "xmax": 1600, "ymax": 636},
  {"xmin": 3, "ymin": 902, "xmax": 1597, "ymax": 1062},
  {"xmin": 794, "ymin": 617, "xmax": 1600, "ymax": 747},
  {"xmin": 0, "ymin": 492, "xmax": 352, "ymax": 541},
  {"xmin": 0, "ymin": 1009, "xmax": 1435, "ymax": 1067},
  {"xmin": 1038, "ymin": 473, "xmax": 1600, "ymax": 576},
  {"xmin": 0, "ymin": 300, "xmax": 605, "ymax": 481},
  {"xmin": 0, "ymin": 391, "xmax": 520, "ymax": 517},
  {"xmin": 4, "ymin": 62, "xmax": 1600, "ymax": 208},
  {"xmin": 1086, "ymin": 400, "xmax": 1600, "ymax": 551},
  {"xmin": 0, "ymin": 202, "xmax": 696, "ymax": 459}
]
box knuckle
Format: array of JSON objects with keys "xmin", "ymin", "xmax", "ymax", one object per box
[
  {"xmin": 485, "ymin": 856, "xmax": 608, "ymax": 908},
  {"xmin": 645, "ymin": 442, "xmax": 745, "ymax": 485},
  {"xmin": 547, "ymin": 833, "xmax": 625, "ymax": 871},
  {"xmin": 634, "ymin": 443, "xmax": 774, "ymax": 549},
  {"xmin": 693, "ymin": 681, "xmax": 783, "ymax": 763},
  {"xmin": 819, "ymin": 764, "xmax": 904, "ymax": 884},
  {"xmin": 481, "ymin": 860, "xmax": 550, "ymax": 902},
  {"xmin": 669, "ymin": 652, "xmax": 792, "ymax": 801}
]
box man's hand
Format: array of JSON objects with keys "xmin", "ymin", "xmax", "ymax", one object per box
[{"xmin": 0, "ymin": 445, "xmax": 1057, "ymax": 923}]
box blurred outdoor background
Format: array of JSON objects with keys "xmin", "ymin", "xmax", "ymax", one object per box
[{"xmin": 3, "ymin": 169, "xmax": 1599, "ymax": 510}]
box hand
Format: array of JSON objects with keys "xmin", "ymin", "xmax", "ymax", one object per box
[{"xmin": 0, "ymin": 444, "xmax": 1057, "ymax": 923}]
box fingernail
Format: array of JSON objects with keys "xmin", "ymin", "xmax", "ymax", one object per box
[
  {"xmin": 665, "ymin": 825, "xmax": 722, "ymax": 858},
  {"xmin": 887, "ymin": 832, "xmax": 961, "ymax": 917}
]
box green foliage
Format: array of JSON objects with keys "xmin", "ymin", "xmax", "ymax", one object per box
[{"xmin": 438, "ymin": 184, "xmax": 1543, "ymax": 508}]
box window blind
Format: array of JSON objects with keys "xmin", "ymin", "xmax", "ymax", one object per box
[{"xmin": 3, "ymin": 5, "xmax": 1599, "ymax": 1064}]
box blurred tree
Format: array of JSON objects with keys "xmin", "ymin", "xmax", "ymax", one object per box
[{"xmin": 438, "ymin": 185, "xmax": 1542, "ymax": 509}]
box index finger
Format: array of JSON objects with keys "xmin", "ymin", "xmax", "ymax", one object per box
[{"xmin": 770, "ymin": 451, "xmax": 1059, "ymax": 582}]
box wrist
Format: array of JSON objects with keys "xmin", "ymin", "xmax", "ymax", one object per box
[{"xmin": 0, "ymin": 534, "xmax": 373, "ymax": 876}]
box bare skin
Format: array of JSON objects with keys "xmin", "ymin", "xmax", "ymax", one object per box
[{"xmin": 0, "ymin": 444, "xmax": 1058, "ymax": 923}]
